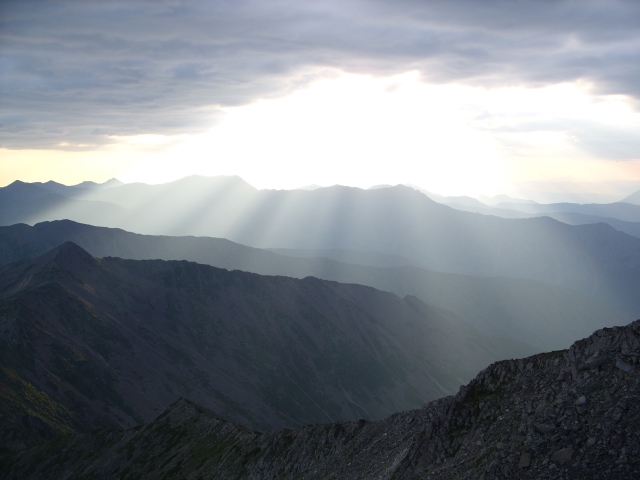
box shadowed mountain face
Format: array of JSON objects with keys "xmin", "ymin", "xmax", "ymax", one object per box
[
  {"xmin": 0, "ymin": 221, "xmax": 631, "ymax": 352},
  {"xmin": 0, "ymin": 242, "xmax": 521, "ymax": 452},
  {"xmin": 3, "ymin": 320, "xmax": 638, "ymax": 479},
  {"xmin": 2, "ymin": 176, "xmax": 640, "ymax": 315}
]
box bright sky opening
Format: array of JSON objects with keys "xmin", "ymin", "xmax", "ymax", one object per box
[{"xmin": 2, "ymin": 71, "xmax": 639, "ymax": 197}]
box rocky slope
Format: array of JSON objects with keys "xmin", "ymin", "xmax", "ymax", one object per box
[
  {"xmin": 0, "ymin": 242, "xmax": 517, "ymax": 452},
  {"xmin": 2, "ymin": 319, "xmax": 638, "ymax": 479}
]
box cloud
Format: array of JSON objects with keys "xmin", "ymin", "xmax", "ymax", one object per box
[{"xmin": 1, "ymin": 0, "xmax": 639, "ymax": 149}]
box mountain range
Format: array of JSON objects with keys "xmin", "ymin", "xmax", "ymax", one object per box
[
  {"xmin": 1, "ymin": 175, "xmax": 639, "ymax": 477},
  {"xmin": 0, "ymin": 241, "xmax": 526, "ymax": 452},
  {"xmin": 413, "ymin": 186, "xmax": 640, "ymax": 238},
  {"xmin": 2, "ymin": 176, "xmax": 640, "ymax": 316},
  {"xmin": 623, "ymin": 190, "xmax": 640, "ymax": 205},
  {"xmin": 0, "ymin": 220, "xmax": 631, "ymax": 353}
]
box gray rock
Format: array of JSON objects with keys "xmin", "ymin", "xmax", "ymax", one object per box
[
  {"xmin": 534, "ymin": 423, "xmax": 557, "ymax": 434},
  {"xmin": 518, "ymin": 452, "xmax": 531, "ymax": 469},
  {"xmin": 550, "ymin": 447, "xmax": 574, "ymax": 465},
  {"xmin": 616, "ymin": 358, "xmax": 634, "ymax": 373},
  {"xmin": 586, "ymin": 352, "xmax": 608, "ymax": 369}
]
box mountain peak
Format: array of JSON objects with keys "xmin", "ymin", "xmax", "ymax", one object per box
[
  {"xmin": 37, "ymin": 241, "xmax": 99, "ymax": 270},
  {"xmin": 73, "ymin": 178, "xmax": 124, "ymax": 189},
  {"xmin": 53, "ymin": 240, "xmax": 93, "ymax": 256},
  {"xmin": 7, "ymin": 180, "xmax": 28, "ymax": 187},
  {"xmin": 1, "ymin": 180, "xmax": 54, "ymax": 199},
  {"xmin": 622, "ymin": 189, "xmax": 640, "ymax": 206},
  {"xmin": 102, "ymin": 177, "xmax": 123, "ymax": 188}
]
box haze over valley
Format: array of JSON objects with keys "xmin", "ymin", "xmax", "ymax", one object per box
[{"xmin": 2, "ymin": 1, "xmax": 640, "ymax": 478}]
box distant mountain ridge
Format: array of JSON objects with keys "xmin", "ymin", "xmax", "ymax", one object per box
[
  {"xmin": 491, "ymin": 200, "xmax": 640, "ymax": 223},
  {"xmin": 478, "ymin": 194, "xmax": 537, "ymax": 205},
  {"xmin": 0, "ymin": 220, "xmax": 631, "ymax": 352},
  {"xmin": 0, "ymin": 181, "xmax": 130, "ymax": 227},
  {"xmin": 623, "ymin": 189, "xmax": 640, "ymax": 205},
  {"xmin": 439, "ymin": 200, "xmax": 640, "ymax": 239},
  {"xmin": 3, "ymin": 176, "xmax": 640, "ymax": 315}
]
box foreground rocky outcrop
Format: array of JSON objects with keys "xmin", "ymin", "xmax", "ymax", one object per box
[{"xmin": 2, "ymin": 319, "xmax": 638, "ymax": 479}]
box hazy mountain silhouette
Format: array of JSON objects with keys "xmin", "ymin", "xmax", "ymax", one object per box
[
  {"xmin": 493, "ymin": 200, "xmax": 640, "ymax": 223},
  {"xmin": 405, "ymin": 184, "xmax": 489, "ymax": 209},
  {"xmin": 3, "ymin": 177, "xmax": 640, "ymax": 315},
  {"xmin": 71, "ymin": 178, "xmax": 123, "ymax": 190},
  {"xmin": 0, "ymin": 181, "xmax": 129, "ymax": 227},
  {"xmin": 266, "ymin": 247, "xmax": 414, "ymax": 268},
  {"xmin": 0, "ymin": 242, "xmax": 522, "ymax": 450},
  {"xmin": 529, "ymin": 212, "xmax": 640, "ymax": 238},
  {"xmin": 478, "ymin": 194, "xmax": 537, "ymax": 205},
  {"xmin": 623, "ymin": 189, "xmax": 640, "ymax": 205},
  {"xmin": 296, "ymin": 184, "xmax": 324, "ymax": 191},
  {"xmin": 0, "ymin": 221, "xmax": 630, "ymax": 352},
  {"xmin": 1, "ymin": 178, "xmax": 122, "ymax": 198},
  {"xmin": 438, "ymin": 200, "xmax": 640, "ymax": 238}
]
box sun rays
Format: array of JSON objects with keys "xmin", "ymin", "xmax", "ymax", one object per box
[{"xmin": 4, "ymin": 71, "xmax": 639, "ymax": 198}]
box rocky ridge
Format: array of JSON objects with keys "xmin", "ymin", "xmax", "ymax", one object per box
[
  {"xmin": 1, "ymin": 319, "xmax": 638, "ymax": 479},
  {"xmin": 0, "ymin": 242, "xmax": 520, "ymax": 451}
]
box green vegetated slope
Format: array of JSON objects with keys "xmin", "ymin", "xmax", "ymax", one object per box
[
  {"xmin": 0, "ymin": 221, "xmax": 631, "ymax": 352},
  {"xmin": 0, "ymin": 242, "xmax": 517, "ymax": 452},
  {"xmin": 3, "ymin": 320, "xmax": 638, "ymax": 480}
]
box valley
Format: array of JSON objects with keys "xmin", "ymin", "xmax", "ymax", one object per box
[{"xmin": 1, "ymin": 177, "xmax": 639, "ymax": 479}]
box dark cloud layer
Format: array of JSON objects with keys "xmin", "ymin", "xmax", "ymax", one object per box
[{"xmin": 1, "ymin": 0, "xmax": 639, "ymax": 149}]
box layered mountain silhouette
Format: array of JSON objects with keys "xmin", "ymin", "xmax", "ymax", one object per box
[
  {"xmin": 2, "ymin": 176, "xmax": 638, "ymax": 477},
  {"xmin": 0, "ymin": 221, "xmax": 630, "ymax": 352},
  {"xmin": 0, "ymin": 242, "xmax": 525, "ymax": 452},
  {"xmin": 431, "ymin": 196, "xmax": 640, "ymax": 239},
  {"xmin": 492, "ymin": 200, "xmax": 640, "ymax": 223},
  {"xmin": 2, "ymin": 176, "xmax": 640, "ymax": 315},
  {"xmin": 623, "ymin": 189, "xmax": 640, "ymax": 205},
  {"xmin": 3, "ymin": 318, "xmax": 638, "ymax": 479},
  {"xmin": 0, "ymin": 180, "xmax": 129, "ymax": 227}
]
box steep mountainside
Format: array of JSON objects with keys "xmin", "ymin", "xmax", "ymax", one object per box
[
  {"xmin": 2, "ymin": 177, "xmax": 640, "ymax": 314},
  {"xmin": 0, "ymin": 221, "xmax": 630, "ymax": 352},
  {"xmin": 0, "ymin": 243, "xmax": 517, "ymax": 452},
  {"xmin": 2, "ymin": 320, "xmax": 638, "ymax": 479}
]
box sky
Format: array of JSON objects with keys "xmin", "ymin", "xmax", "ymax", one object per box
[{"xmin": 1, "ymin": 0, "xmax": 640, "ymax": 198}]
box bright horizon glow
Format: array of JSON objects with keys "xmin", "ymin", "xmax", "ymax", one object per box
[{"xmin": 2, "ymin": 71, "xmax": 640, "ymax": 198}]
